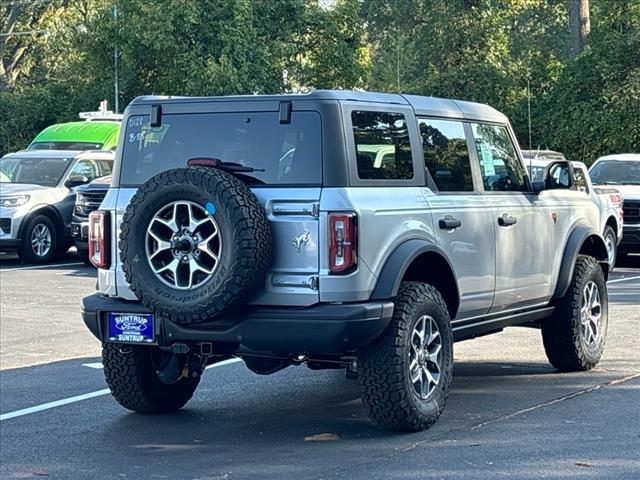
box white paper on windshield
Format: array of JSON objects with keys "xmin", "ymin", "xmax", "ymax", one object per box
[{"xmin": 479, "ymin": 142, "xmax": 496, "ymax": 176}]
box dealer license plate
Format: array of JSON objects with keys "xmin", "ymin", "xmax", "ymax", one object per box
[{"xmin": 108, "ymin": 313, "xmax": 155, "ymax": 344}]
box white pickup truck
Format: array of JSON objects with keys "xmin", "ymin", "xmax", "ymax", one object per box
[
  {"xmin": 572, "ymin": 161, "xmax": 623, "ymax": 268},
  {"xmin": 527, "ymin": 157, "xmax": 623, "ymax": 268},
  {"xmin": 589, "ymin": 154, "xmax": 640, "ymax": 262}
]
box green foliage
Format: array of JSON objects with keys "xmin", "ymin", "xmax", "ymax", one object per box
[
  {"xmin": 0, "ymin": 0, "xmax": 638, "ymax": 162},
  {"xmin": 540, "ymin": 0, "xmax": 640, "ymax": 163}
]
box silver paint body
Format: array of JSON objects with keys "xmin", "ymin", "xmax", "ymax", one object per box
[
  {"xmin": 97, "ymin": 91, "xmax": 601, "ymax": 322},
  {"xmin": 0, "ymin": 150, "xmax": 114, "ymax": 245}
]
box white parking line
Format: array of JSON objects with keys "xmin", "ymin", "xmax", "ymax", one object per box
[
  {"xmin": 0, "ymin": 357, "xmax": 242, "ymax": 422},
  {"xmin": 0, "ymin": 389, "xmax": 110, "ymax": 421},
  {"xmin": 82, "ymin": 362, "xmax": 104, "ymax": 369},
  {"xmin": 608, "ymin": 275, "xmax": 640, "ymax": 284},
  {"xmin": 0, "ymin": 262, "xmax": 84, "ymax": 272}
]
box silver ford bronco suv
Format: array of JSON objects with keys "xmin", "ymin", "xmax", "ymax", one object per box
[{"xmin": 82, "ymin": 91, "xmax": 610, "ymax": 432}]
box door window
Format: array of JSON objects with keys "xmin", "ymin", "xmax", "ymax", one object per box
[
  {"xmin": 352, "ymin": 111, "xmax": 414, "ymax": 180},
  {"xmin": 471, "ymin": 124, "xmax": 528, "ymax": 192},
  {"xmin": 418, "ymin": 118, "xmax": 473, "ymax": 191},
  {"xmin": 69, "ymin": 160, "xmax": 99, "ymax": 181},
  {"xmin": 573, "ymin": 167, "xmax": 589, "ymax": 193},
  {"xmin": 97, "ymin": 160, "xmax": 113, "ymax": 177}
]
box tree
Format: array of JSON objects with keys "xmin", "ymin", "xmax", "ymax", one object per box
[
  {"xmin": 568, "ymin": 0, "xmax": 591, "ymax": 55},
  {"xmin": 0, "ymin": 1, "xmax": 75, "ymax": 91}
]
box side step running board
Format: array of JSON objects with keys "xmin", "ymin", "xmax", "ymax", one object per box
[{"xmin": 452, "ymin": 306, "xmax": 555, "ymax": 342}]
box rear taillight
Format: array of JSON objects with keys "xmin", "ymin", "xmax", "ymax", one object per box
[
  {"xmin": 329, "ymin": 212, "xmax": 357, "ymax": 274},
  {"xmin": 88, "ymin": 210, "xmax": 110, "ymax": 268}
]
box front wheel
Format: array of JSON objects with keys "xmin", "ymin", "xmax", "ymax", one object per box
[
  {"xmin": 103, "ymin": 344, "xmax": 200, "ymax": 413},
  {"xmin": 18, "ymin": 215, "xmax": 57, "ymax": 263},
  {"xmin": 541, "ymin": 255, "xmax": 608, "ymax": 372},
  {"xmin": 603, "ymin": 225, "xmax": 617, "ymax": 271},
  {"xmin": 358, "ymin": 282, "xmax": 454, "ymax": 432}
]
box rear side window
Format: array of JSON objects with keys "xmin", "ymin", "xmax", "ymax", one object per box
[
  {"xmin": 471, "ymin": 123, "xmax": 528, "ymax": 192},
  {"xmin": 121, "ymin": 111, "xmax": 322, "ymax": 186},
  {"xmin": 352, "ymin": 111, "xmax": 414, "ymax": 180},
  {"xmin": 418, "ymin": 118, "xmax": 473, "ymax": 192}
]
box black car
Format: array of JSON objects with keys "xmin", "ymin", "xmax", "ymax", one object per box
[{"xmin": 72, "ymin": 175, "xmax": 111, "ymax": 264}]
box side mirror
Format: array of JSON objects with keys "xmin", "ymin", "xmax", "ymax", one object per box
[
  {"xmin": 533, "ymin": 161, "xmax": 573, "ymax": 193},
  {"xmin": 66, "ymin": 175, "xmax": 89, "ymax": 188}
]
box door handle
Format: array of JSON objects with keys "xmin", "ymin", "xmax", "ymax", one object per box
[
  {"xmin": 439, "ymin": 216, "xmax": 462, "ymax": 230},
  {"xmin": 498, "ymin": 214, "xmax": 517, "ymax": 226}
]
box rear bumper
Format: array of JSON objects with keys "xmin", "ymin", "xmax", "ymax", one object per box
[
  {"xmin": 620, "ymin": 225, "xmax": 640, "ymax": 253},
  {"xmin": 81, "ymin": 293, "xmax": 394, "ymax": 354}
]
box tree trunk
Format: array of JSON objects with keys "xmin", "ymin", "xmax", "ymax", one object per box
[{"xmin": 569, "ymin": 0, "xmax": 591, "ymax": 56}]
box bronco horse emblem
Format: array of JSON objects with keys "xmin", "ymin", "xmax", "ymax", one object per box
[{"xmin": 292, "ymin": 229, "xmax": 311, "ymax": 253}]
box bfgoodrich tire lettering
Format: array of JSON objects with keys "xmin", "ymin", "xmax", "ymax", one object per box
[
  {"xmin": 358, "ymin": 282, "xmax": 454, "ymax": 432},
  {"xmin": 120, "ymin": 167, "xmax": 271, "ymax": 325},
  {"xmin": 102, "ymin": 343, "xmax": 200, "ymax": 413},
  {"xmin": 542, "ymin": 255, "xmax": 608, "ymax": 372}
]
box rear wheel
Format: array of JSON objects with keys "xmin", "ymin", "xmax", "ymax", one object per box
[
  {"xmin": 18, "ymin": 215, "xmax": 57, "ymax": 263},
  {"xmin": 358, "ymin": 282, "xmax": 453, "ymax": 431},
  {"xmin": 541, "ymin": 255, "xmax": 608, "ymax": 372},
  {"xmin": 103, "ymin": 343, "xmax": 200, "ymax": 414}
]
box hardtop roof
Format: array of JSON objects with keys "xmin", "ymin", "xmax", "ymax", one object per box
[{"xmin": 128, "ymin": 90, "xmax": 508, "ymax": 123}]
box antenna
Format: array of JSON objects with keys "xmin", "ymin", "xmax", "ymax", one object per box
[{"xmin": 527, "ymin": 78, "xmax": 533, "ymax": 176}]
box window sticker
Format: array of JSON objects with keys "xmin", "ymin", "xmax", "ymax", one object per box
[{"xmin": 479, "ymin": 142, "xmax": 496, "ymax": 176}]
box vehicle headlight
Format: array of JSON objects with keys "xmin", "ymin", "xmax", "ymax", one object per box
[{"xmin": 1, "ymin": 195, "xmax": 31, "ymax": 208}]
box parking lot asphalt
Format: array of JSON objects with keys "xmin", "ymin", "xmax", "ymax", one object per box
[{"xmin": 0, "ymin": 253, "xmax": 639, "ymax": 479}]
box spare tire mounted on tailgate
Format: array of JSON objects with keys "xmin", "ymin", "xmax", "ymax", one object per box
[{"xmin": 120, "ymin": 166, "xmax": 271, "ymax": 324}]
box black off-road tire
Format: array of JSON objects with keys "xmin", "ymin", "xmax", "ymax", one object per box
[
  {"xmin": 103, "ymin": 343, "xmax": 200, "ymax": 414},
  {"xmin": 18, "ymin": 215, "xmax": 57, "ymax": 264},
  {"xmin": 541, "ymin": 255, "xmax": 608, "ymax": 372},
  {"xmin": 358, "ymin": 282, "xmax": 454, "ymax": 432},
  {"xmin": 120, "ymin": 167, "xmax": 271, "ymax": 324}
]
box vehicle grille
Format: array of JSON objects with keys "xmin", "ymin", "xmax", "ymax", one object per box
[
  {"xmin": 623, "ymin": 201, "xmax": 640, "ymax": 225},
  {"xmin": 75, "ymin": 190, "xmax": 108, "ymax": 218},
  {"xmin": 0, "ymin": 218, "xmax": 10, "ymax": 234}
]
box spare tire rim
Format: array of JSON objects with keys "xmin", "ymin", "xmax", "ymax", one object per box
[
  {"xmin": 580, "ymin": 280, "xmax": 602, "ymax": 348},
  {"xmin": 146, "ymin": 201, "xmax": 222, "ymax": 290},
  {"xmin": 409, "ymin": 315, "xmax": 442, "ymax": 400}
]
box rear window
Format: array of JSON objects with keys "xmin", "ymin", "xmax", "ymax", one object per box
[{"xmin": 120, "ymin": 111, "xmax": 322, "ymax": 185}]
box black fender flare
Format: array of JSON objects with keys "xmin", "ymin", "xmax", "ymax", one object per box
[
  {"xmin": 370, "ymin": 239, "xmax": 458, "ymax": 300},
  {"xmin": 552, "ymin": 224, "xmax": 609, "ymax": 300}
]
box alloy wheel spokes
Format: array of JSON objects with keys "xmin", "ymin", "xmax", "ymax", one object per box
[
  {"xmin": 409, "ymin": 315, "xmax": 443, "ymax": 400},
  {"xmin": 146, "ymin": 201, "xmax": 222, "ymax": 290},
  {"xmin": 581, "ymin": 281, "xmax": 602, "ymax": 347},
  {"xmin": 31, "ymin": 224, "xmax": 51, "ymax": 257}
]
